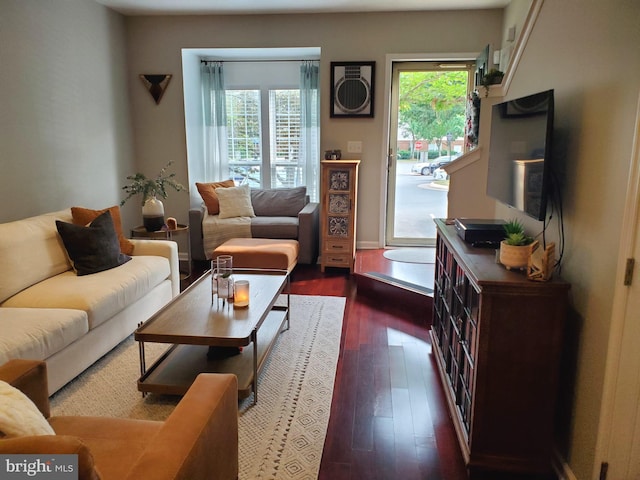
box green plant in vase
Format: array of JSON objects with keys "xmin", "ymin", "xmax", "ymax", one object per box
[
  {"xmin": 481, "ymin": 68, "xmax": 504, "ymax": 97},
  {"xmin": 120, "ymin": 161, "xmax": 185, "ymax": 231},
  {"xmin": 499, "ymin": 219, "xmax": 536, "ymax": 270},
  {"xmin": 503, "ymin": 219, "xmax": 534, "ymax": 246}
]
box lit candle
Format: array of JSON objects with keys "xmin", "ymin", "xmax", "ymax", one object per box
[{"xmin": 234, "ymin": 280, "xmax": 250, "ymax": 308}]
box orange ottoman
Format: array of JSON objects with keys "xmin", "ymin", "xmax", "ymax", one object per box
[{"xmin": 212, "ymin": 238, "xmax": 299, "ymax": 272}]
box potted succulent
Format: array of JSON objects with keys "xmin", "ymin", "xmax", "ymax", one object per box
[
  {"xmin": 499, "ymin": 219, "xmax": 536, "ymax": 270},
  {"xmin": 120, "ymin": 161, "xmax": 185, "ymax": 231}
]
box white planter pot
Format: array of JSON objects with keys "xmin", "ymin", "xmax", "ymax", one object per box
[
  {"xmin": 142, "ymin": 196, "xmax": 165, "ymax": 232},
  {"xmin": 499, "ymin": 240, "xmax": 534, "ymax": 271}
]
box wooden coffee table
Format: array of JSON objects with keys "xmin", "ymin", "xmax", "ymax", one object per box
[{"xmin": 135, "ymin": 269, "xmax": 290, "ymax": 403}]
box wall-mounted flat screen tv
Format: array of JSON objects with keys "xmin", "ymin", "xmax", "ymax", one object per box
[{"xmin": 486, "ymin": 89, "xmax": 554, "ymax": 221}]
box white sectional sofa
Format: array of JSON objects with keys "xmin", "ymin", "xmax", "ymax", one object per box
[{"xmin": 0, "ymin": 209, "xmax": 179, "ymax": 394}]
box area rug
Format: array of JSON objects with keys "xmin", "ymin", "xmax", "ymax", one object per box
[
  {"xmin": 383, "ymin": 247, "xmax": 436, "ymax": 264},
  {"xmin": 50, "ymin": 294, "xmax": 346, "ymax": 480}
]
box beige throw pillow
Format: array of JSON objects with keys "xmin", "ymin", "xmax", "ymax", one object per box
[
  {"xmin": 196, "ymin": 179, "xmax": 236, "ymax": 215},
  {"xmin": 216, "ymin": 184, "xmax": 256, "ymax": 219},
  {"xmin": 0, "ymin": 380, "xmax": 54, "ymax": 438}
]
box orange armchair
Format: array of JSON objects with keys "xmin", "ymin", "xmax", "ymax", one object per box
[{"xmin": 0, "ymin": 359, "xmax": 238, "ymax": 480}]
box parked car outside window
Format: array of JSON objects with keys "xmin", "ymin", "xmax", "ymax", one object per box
[
  {"xmin": 409, "ymin": 154, "xmax": 461, "ymax": 176},
  {"xmin": 433, "ymin": 166, "xmax": 449, "ymax": 180}
]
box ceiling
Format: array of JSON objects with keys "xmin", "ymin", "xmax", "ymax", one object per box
[{"xmin": 95, "ymin": 0, "xmax": 510, "ymax": 16}]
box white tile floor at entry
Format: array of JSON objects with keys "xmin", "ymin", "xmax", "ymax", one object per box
[{"xmin": 382, "ymin": 247, "xmax": 436, "ymax": 264}]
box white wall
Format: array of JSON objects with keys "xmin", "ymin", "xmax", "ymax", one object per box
[
  {"xmin": 448, "ymin": 0, "xmax": 640, "ymax": 477},
  {"xmin": 124, "ymin": 10, "xmax": 503, "ymax": 243},
  {"xmin": 0, "ymin": 0, "xmax": 135, "ymax": 225},
  {"xmin": 498, "ymin": 0, "xmax": 532, "ymax": 71}
]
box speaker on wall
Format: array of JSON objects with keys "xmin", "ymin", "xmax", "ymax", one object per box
[{"xmin": 330, "ymin": 61, "xmax": 375, "ymax": 118}]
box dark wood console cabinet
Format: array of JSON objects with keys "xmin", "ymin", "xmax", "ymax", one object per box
[{"xmin": 431, "ymin": 219, "xmax": 570, "ymax": 477}]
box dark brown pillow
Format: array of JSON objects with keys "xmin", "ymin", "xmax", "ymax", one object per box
[
  {"xmin": 196, "ymin": 180, "xmax": 236, "ymax": 215},
  {"xmin": 56, "ymin": 211, "xmax": 131, "ymax": 276}
]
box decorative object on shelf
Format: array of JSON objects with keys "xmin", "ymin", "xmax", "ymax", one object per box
[
  {"xmin": 474, "ymin": 44, "xmax": 490, "ymax": 88},
  {"xmin": 480, "ymin": 68, "xmax": 504, "ymax": 97},
  {"xmin": 120, "ymin": 161, "xmax": 185, "ymax": 232},
  {"xmin": 166, "ymin": 217, "xmax": 178, "ymax": 230},
  {"xmin": 139, "ymin": 74, "xmax": 172, "ymax": 105},
  {"xmin": 212, "ymin": 255, "xmax": 234, "ymax": 307},
  {"xmin": 324, "ymin": 149, "xmax": 342, "ymax": 160},
  {"xmin": 234, "ymin": 280, "xmax": 250, "ymax": 308},
  {"xmin": 527, "ymin": 242, "xmax": 556, "ymax": 282},
  {"xmin": 499, "ymin": 219, "xmax": 535, "ymax": 270},
  {"xmin": 330, "ymin": 61, "xmax": 375, "ymax": 118}
]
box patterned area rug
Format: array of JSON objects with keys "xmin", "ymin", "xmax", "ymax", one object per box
[{"xmin": 50, "ymin": 294, "xmax": 346, "ymax": 480}]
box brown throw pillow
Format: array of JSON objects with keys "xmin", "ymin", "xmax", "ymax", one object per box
[
  {"xmin": 71, "ymin": 205, "xmax": 134, "ymax": 255},
  {"xmin": 196, "ymin": 180, "xmax": 236, "ymax": 215}
]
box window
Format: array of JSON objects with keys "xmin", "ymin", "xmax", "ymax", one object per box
[
  {"xmin": 226, "ymin": 88, "xmax": 303, "ymax": 190},
  {"xmin": 270, "ymin": 89, "xmax": 301, "ymax": 188},
  {"xmin": 196, "ymin": 58, "xmax": 319, "ymax": 202},
  {"xmin": 226, "ymin": 90, "xmax": 262, "ymax": 185}
]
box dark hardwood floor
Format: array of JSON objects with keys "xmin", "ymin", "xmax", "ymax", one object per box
[{"xmin": 191, "ymin": 250, "xmax": 468, "ymax": 480}]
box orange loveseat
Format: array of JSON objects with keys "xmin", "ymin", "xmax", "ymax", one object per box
[{"xmin": 0, "ymin": 359, "xmax": 238, "ymax": 480}]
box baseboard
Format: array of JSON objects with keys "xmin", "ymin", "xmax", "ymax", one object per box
[{"xmin": 356, "ymin": 241, "xmax": 381, "ymax": 250}]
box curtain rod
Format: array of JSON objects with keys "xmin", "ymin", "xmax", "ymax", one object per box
[{"xmin": 200, "ymin": 59, "xmax": 316, "ymax": 64}]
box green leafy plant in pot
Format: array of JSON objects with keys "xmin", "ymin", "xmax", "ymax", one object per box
[
  {"xmin": 481, "ymin": 68, "xmax": 504, "ymax": 97},
  {"xmin": 120, "ymin": 161, "xmax": 185, "ymax": 232},
  {"xmin": 499, "ymin": 219, "xmax": 536, "ymax": 270}
]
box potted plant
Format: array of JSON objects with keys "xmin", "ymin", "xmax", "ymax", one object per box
[
  {"xmin": 120, "ymin": 161, "xmax": 185, "ymax": 231},
  {"xmin": 499, "ymin": 219, "xmax": 536, "ymax": 270},
  {"xmin": 481, "ymin": 68, "xmax": 504, "ymax": 97}
]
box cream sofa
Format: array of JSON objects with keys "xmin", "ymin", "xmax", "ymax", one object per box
[{"xmin": 0, "ymin": 209, "xmax": 179, "ymax": 394}]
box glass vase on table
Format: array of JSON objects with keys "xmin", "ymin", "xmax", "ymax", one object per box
[{"xmin": 212, "ymin": 255, "xmax": 234, "ymax": 308}]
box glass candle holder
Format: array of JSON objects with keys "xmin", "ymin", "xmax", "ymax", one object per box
[
  {"xmin": 216, "ymin": 255, "xmax": 233, "ymax": 278},
  {"xmin": 234, "ymin": 280, "xmax": 250, "ymax": 308},
  {"xmin": 212, "ymin": 255, "xmax": 234, "ymax": 306}
]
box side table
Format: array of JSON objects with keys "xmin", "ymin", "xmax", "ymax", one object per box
[{"xmin": 131, "ymin": 224, "xmax": 191, "ymax": 279}]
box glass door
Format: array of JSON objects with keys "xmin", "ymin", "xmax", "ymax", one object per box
[{"xmin": 386, "ymin": 62, "xmax": 473, "ymax": 246}]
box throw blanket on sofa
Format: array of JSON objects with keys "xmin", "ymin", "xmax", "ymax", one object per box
[{"xmin": 202, "ymin": 214, "xmax": 252, "ymax": 260}]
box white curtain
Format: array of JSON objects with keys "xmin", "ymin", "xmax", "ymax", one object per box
[
  {"xmin": 300, "ymin": 60, "xmax": 320, "ymax": 202},
  {"xmin": 201, "ymin": 61, "xmax": 228, "ymax": 181}
]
